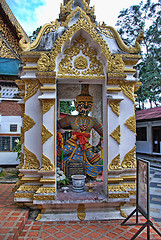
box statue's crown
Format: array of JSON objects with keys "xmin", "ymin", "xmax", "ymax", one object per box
[{"xmin": 76, "ymin": 84, "xmax": 93, "ymax": 102}]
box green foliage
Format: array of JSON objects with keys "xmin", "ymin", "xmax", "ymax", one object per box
[
  {"xmin": 60, "ymin": 101, "xmax": 75, "ymax": 114},
  {"xmin": 13, "ymin": 139, "xmax": 21, "ymax": 160},
  {"xmin": 116, "ymin": 0, "xmax": 161, "ymax": 109},
  {"xmin": 29, "ymin": 26, "xmax": 42, "ymax": 41}
]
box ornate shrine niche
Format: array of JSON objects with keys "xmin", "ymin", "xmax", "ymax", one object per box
[{"xmin": 56, "ymin": 31, "xmax": 107, "ymax": 80}]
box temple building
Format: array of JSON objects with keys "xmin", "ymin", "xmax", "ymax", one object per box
[{"xmin": 13, "ymin": 0, "xmax": 143, "ymax": 221}]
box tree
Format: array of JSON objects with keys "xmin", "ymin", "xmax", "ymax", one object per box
[
  {"xmin": 60, "ymin": 101, "xmax": 75, "ymax": 114},
  {"xmin": 116, "ymin": 0, "xmax": 161, "ymax": 109},
  {"xmin": 29, "ymin": 26, "xmax": 42, "ymax": 42}
]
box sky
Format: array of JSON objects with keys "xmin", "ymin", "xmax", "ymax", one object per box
[{"xmin": 5, "ymin": 0, "xmax": 143, "ymax": 36}]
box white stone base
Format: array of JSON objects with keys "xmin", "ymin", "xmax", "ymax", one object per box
[{"xmin": 38, "ymin": 205, "xmax": 136, "ymax": 222}]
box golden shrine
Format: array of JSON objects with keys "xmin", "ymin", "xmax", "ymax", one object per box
[{"xmin": 14, "ymin": 0, "xmax": 143, "ymax": 221}]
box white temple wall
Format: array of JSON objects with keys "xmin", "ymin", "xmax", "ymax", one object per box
[{"xmin": 24, "ymin": 90, "xmax": 42, "ymax": 162}]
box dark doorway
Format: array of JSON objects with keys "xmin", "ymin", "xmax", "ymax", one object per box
[{"xmin": 152, "ymin": 126, "xmax": 161, "ymax": 153}]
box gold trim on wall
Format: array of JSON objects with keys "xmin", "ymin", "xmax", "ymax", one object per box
[
  {"xmin": 110, "ymin": 125, "xmax": 121, "ymax": 145},
  {"xmin": 40, "ymin": 99, "xmax": 55, "ymax": 115},
  {"xmin": 122, "ymin": 146, "xmax": 136, "ymax": 169},
  {"xmin": 109, "ymin": 154, "xmax": 122, "ymax": 170},
  {"xmin": 24, "ymin": 79, "xmax": 40, "ymax": 102},
  {"xmin": 109, "ymin": 99, "xmax": 122, "ymax": 117},
  {"xmin": 23, "ymin": 113, "xmax": 36, "ymax": 132},
  {"xmin": 125, "ymin": 115, "xmax": 136, "ymax": 133},
  {"xmin": 40, "ymin": 154, "xmax": 54, "ymax": 171},
  {"xmin": 22, "ymin": 146, "xmax": 40, "ymax": 169},
  {"xmin": 42, "ymin": 125, "xmax": 53, "ymax": 145}
]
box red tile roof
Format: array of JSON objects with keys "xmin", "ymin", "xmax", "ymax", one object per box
[
  {"xmin": 0, "ymin": 101, "xmax": 21, "ymax": 116},
  {"xmin": 135, "ymin": 107, "xmax": 161, "ymax": 121}
]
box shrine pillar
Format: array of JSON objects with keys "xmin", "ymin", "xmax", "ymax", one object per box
[
  {"xmin": 33, "ymin": 72, "xmax": 57, "ymax": 207},
  {"xmin": 14, "ymin": 60, "xmax": 42, "ymax": 205}
]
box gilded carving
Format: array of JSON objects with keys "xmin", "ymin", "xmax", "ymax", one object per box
[
  {"xmin": 111, "ymin": 55, "xmax": 125, "ymax": 73},
  {"xmin": 108, "ymin": 185, "xmax": 126, "ymax": 192},
  {"xmin": 24, "ymin": 79, "xmax": 40, "ymax": 102},
  {"xmin": 36, "ymin": 187, "xmax": 55, "ymax": 194},
  {"xmin": 110, "ymin": 125, "xmax": 121, "ymax": 145},
  {"xmin": 106, "ymin": 26, "xmax": 144, "ymax": 54},
  {"xmin": 122, "ymin": 146, "xmax": 136, "ymax": 169},
  {"xmin": 109, "ymin": 99, "xmax": 121, "ymax": 117},
  {"xmin": 109, "ymin": 154, "xmax": 122, "ymax": 170},
  {"xmin": 33, "ymin": 195, "xmax": 55, "ymax": 200},
  {"xmin": 77, "ymin": 204, "xmax": 86, "ymax": 221},
  {"xmin": 40, "ymin": 154, "xmax": 54, "ymax": 171},
  {"xmin": 42, "ymin": 125, "xmax": 53, "ymax": 145},
  {"xmin": 58, "ymin": 36, "xmax": 104, "ymax": 77},
  {"xmin": 37, "ymin": 53, "xmax": 50, "ymax": 72},
  {"xmin": 23, "ymin": 114, "xmax": 36, "ymax": 132},
  {"xmin": 20, "ymin": 127, "xmax": 24, "ymax": 145},
  {"xmin": 122, "ymin": 183, "xmax": 136, "ymax": 189},
  {"xmin": 35, "ymin": 213, "xmax": 42, "ymax": 221},
  {"xmin": 125, "ymin": 115, "xmax": 136, "ymax": 133},
  {"xmin": 17, "ymin": 185, "xmax": 39, "ymax": 192},
  {"xmin": 41, "ymin": 99, "xmax": 55, "ymax": 115},
  {"xmin": 37, "ymin": 18, "xmax": 118, "ymax": 73},
  {"xmin": 14, "ymin": 192, "xmax": 34, "ymax": 198},
  {"xmin": 0, "ymin": 15, "xmax": 20, "ymax": 56},
  {"xmin": 23, "ymin": 146, "xmax": 40, "ymax": 169},
  {"xmin": 120, "ymin": 81, "xmax": 135, "ymax": 103},
  {"xmin": 74, "ymin": 56, "xmax": 88, "ymax": 69},
  {"xmin": 109, "ymin": 193, "xmax": 130, "ymax": 198},
  {"xmin": 0, "ymin": 37, "xmax": 17, "ymax": 59}
]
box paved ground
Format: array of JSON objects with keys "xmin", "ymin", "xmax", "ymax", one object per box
[
  {"xmin": 150, "ymin": 167, "xmax": 161, "ymax": 222},
  {"xmin": 0, "ymin": 166, "xmax": 161, "ymax": 239}
]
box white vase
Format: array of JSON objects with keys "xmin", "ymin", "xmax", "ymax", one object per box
[{"xmin": 71, "ymin": 175, "xmax": 86, "ymax": 192}]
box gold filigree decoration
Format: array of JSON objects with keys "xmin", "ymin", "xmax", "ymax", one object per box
[
  {"xmin": 122, "ymin": 146, "xmax": 136, "ymax": 169},
  {"xmin": 125, "ymin": 115, "xmax": 136, "ymax": 133},
  {"xmin": 109, "ymin": 154, "xmax": 122, "ymax": 170},
  {"xmin": 36, "ymin": 187, "xmax": 55, "ymax": 194},
  {"xmin": 120, "ymin": 81, "xmax": 134, "ymax": 103},
  {"xmin": 20, "ymin": 127, "xmax": 24, "ymax": 145},
  {"xmin": 40, "ymin": 154, "xmax": 54, "ymax": 171},
  {"xmin": 0, "ymin": 37, "xmax": 17, "ymax": 59},
  {"xmin": 33, "ymin": 195, "xmax": 55, "ymax": 200},
  {"xmin": 23, "ymin": 114, "xmax": 35, "ymax": 132},
  {"xmin": 37, "ymin": 18, "xmax": 123, "ymax": 74},
  {"xmin": 17, "ymin": 185, "xmax": 39, "ymax": 192},
  {"xmin": 23, "ymin": 146, "xmax": 40, "ymax": 169},
  {"xmin": 111, "ymin": 55, "xmax": 125, "ymax": 73},
  {"xmin": 122, "ymin": 183, "xmax": 136, "ymax": 189},
  {"xmin": 58, "ymin": 36, "xmax": 104, "ymax": 77},
  {"xmin": 74, "ymin": 56, "xmax": 88, "ymax": 69},
  {"xmin": 37, "ymin": 53, "xmax": 50, "ymax": 72},
  {"xmin": 77, "ymin": 204, "xmax": 86, "ymax": 221},
  {"xmin": 24, "ymin": 79, "xmax": 40, "ymax": 102},
  {"xmin": 108, "ymin": 185, "xmax": 126, "ymax": 192},
  {"xmin": 35, "ymin": 213, "xmax": 42, "ymax": 221},
  {"xmin": 109, "ymin": 193, "xmax": 130, "ymax": 199},
  {"xmin": 41, "ymin": 99, "xmax": 55, "ymax": 115},
  {"xmin": 110, "ymin": 125, "xmax": 120, "ymax": 145},
  {"xmin": 120, "ymin": 210, "xmax": 127, "ymax": 218},
  {"xmin": 42, "ymin": 125, "xmax": 53, "ymax": 145},
  {"xmin": 106, "ymin": 26, "xmax": 144, "ymax": 54},
  {"xmin": 60, "ymin": 1, "xmax": 95, "ymax": 24},
  {"xmin": 0, "ymin": 15, "xmax": 20, "ymax": 56},
  {"xmin": 14, "ymin": 192, "xmax": 34, "ymax": 198},
  {"xmin": 109, "ymin": 99, "xmax": 121, "ymax": 117}
]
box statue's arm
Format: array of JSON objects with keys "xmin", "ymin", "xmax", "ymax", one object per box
[{"xmin": 58, "ymin": 116, "xmax": 72, "ymax": 130}]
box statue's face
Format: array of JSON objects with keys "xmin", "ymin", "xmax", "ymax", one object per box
[{"xmin": 75, "ymin": 100, "xmax": 93, "ymax": 116}]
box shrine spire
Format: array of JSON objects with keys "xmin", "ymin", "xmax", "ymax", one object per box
[{"xmin": 63, "ymin": 0, "xmax": 90, "ymax": 6}]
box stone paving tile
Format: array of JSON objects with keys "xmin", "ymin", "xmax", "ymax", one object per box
[
  {"xmin": 18, "ymin": 218, "xmax": 161, "ymax": 240},
  {"xmin": 0, "ymin": 184, "xmax": 29, "ymax": 240}
]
